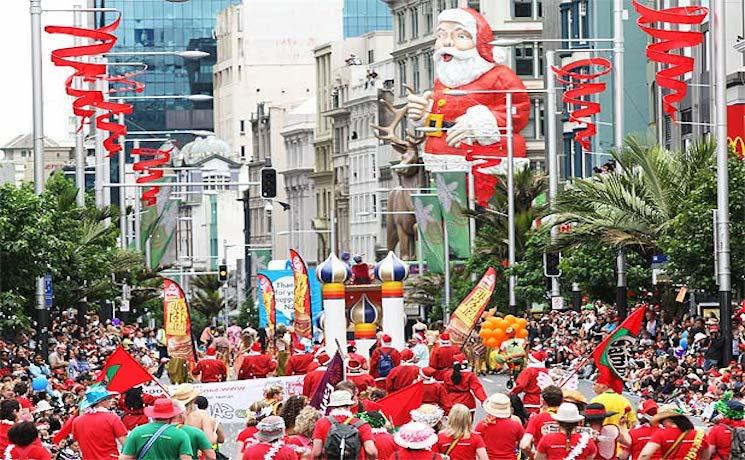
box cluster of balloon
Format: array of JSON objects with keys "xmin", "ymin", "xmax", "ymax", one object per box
[{"xmin": 478, "ymin": 314, "xmax": 529, "ymax": 349}]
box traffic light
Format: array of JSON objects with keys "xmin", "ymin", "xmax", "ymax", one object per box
[
  {"xmin": 544, "ymin": 252, "xmax": 561, "ymax": 277},
  {"xmin": 218, "ymin": 264, "xmax": 228, "ymax": 282},
  {"xmin": 260, "ymin": 167, "xmax": 277, "ymax": 198}
]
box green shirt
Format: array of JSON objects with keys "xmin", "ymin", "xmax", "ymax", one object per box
[
  {"xmin": 176, "ymin": 424, "xmax": 213, "ymax": 459},
  {"xmin": 122, "ymin": 422, "xmax": 193, "ymax": 460}
]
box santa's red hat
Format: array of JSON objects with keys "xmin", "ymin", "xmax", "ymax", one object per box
[
  {"xmin": 316, "ymin": 352, "xmax": 331, "ymax": 366},
  {"xmin": 439, "ymin": 332, "xmax": 450, "ymax": 345},
  {"xmin": 437, "ymin": 8, "xmax": 505, "ymax": 64},
  {"xmin": 348, "ymin": 359, "xmax": 362, "ymax": 371},
  {"xmin": 595, "ymin": 367, "xmax": 623, "ymax": 394},
  {"xmin": 250, "ymin": 342, "xmax": 262, "ymax": 353},
  {"xmin": 529, "ymin": 350, "xmax": 547, "ymax": 365},
  {"xmin": 638, "ymin": 399, "xmax": 658, "ymax": 416},
  {"xmin": 400, "ymin": 348, "xmax": 415, "ymax": 363},
  {"xmin": 454, "ymin": 353, "xmax": 467, "ymax": 365},
  {"xmin": 381, "ymin": 334, "xmax": 392, "ymax": 345},
  {"xmin": 293, "ymin": 341, "xmax": 306, "ymax": 353},
  {"xmin": 420, "ymin": 367, "xmax": 437, "ymax": 379},
  {"xmin": 206, "ymin": 346, "xmax": 217, "ymax": 356}
]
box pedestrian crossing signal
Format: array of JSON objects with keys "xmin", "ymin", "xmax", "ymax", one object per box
[{"xmin": 218, "ymin": 264, "xmax": 228, "ymax": 282}]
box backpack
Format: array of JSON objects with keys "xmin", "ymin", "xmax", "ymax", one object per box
[
  {"xmin": 377, "ymin": 351, "xmax": 394, "ymax": 377},
  {"xmin": 729, "ymin": 426, "xmax": 745, "ymax": 460},
  {"xmin": 323, "ymin": 416, "xmax": 364, "ymax": 460}
]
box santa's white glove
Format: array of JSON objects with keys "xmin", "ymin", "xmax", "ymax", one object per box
[
  {"xmin": 406, "ymin": 91, "xmax": 433, "ymax": 126},
  {"xmin": 446, "ymin": 105, "xmax": 501, "ymax": 147}
]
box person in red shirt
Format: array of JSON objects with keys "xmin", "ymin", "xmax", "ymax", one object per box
[
  {"xmin": 347, "ymin": 359, "xmax": 376, "ymax": 393},
  {"xmin": 475, "ymin": 393, "xmax": 524, "ymax": 460},
  {"xmin": 5, "ymin": 421, "xmax": 51, "ymax": 460},
  {"xmin": 511, "ymin": 350, "xmax": 549, "ymax": 415},
  {"xmin": 0, "ymin": 399, "xmax": 19, "ymax": 453},
  {"xmin": 347, "ymin": 341, "xmax": 369, "ymax": 371},
  {"xmin": 238, "ymin": 342, "xmax": 277, "ymax": 380},
  {"xmin": 121, "ymin": 386, "xmax": 155, "ymax": 431},
  {"xmin": 419, "ymin": 367, "xmax": 452, "ymax": 413},
  {"xmin": 429, "ymin": 332, "xmax": 459, "ymax": 381},
  {"xmin": 436, "ymin": 404, "xmax": 488, "ymax": 460},
  {"xmin": 370, "ymin": 334, "xmax": 401, "ymax": 387},
  {"xmin": 311, "ymin": 390, "xmax": 378, "ymax": 459},
  {"xmin": 286, "ymin": 342, "xmax": 316, "ymax": 376},
  {"xmin": 359, "ymin": 411, "xmax": 397, "ymax": 460},
  {"xmin": 536, "ymin": 403, "xmax": 597, "ymax": 460},
  {"xmin": 192, "ymin": 346, "xmax": 228, "ymax": 383},
  {"xmin": 442, "ymin": 354, "xmax": 487, "ymax": 411},
  {"xmin": 242, "ymin": 415, "xmax": 298, "ymax": 460},
  {"xmin": 236, "ymin": 401, "xmax": 272, "ymax": 454},
  {"xmin": 707, "ymin": 398, "xmax": 745, "ymax": 460},
  {"xmin": 639, "ymin": 405, "xmax": 710, "ymax": 460},
  {"xmin": 72, "ymin": 385, "xmax": 128, "ymax": 459},
  {"xmin": 351, "ymin": 255, "xmax": 372, "ymax": 284},
  {"xmin": 520, "ymin": 385, "xmax": 564, "ymax": 454},
  {"xmin": 302, "ymin": 352, "xmax": 332, "ymax": 397},
  {"xmin": 386, "ymin": 348, "xmax": 420, "ymax": 393},
  {"xmin": 391, "ymin": 421, "xmax": 444, "ymax": 460},
  {"xmin": 623, "ymin": 399, "xmax": 658, "ymax": 460}
]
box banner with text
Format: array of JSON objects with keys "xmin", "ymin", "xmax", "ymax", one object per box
[
  {"xmin": 446, "ymin": 267, "xmax": 497, "ymax": 345},
  {"xmin": 162, "ymin": 278, "xmax": 196, "ymax": 363}
]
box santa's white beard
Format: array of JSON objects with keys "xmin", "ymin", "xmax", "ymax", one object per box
[{"xmin": 434, "ymin": 47, "xmax": 494, "ymax": 88}]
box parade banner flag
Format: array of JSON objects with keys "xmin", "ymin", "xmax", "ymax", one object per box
[
  {"xmin": 377, "ymin": 381, "xmax": 424, "ymax": 426},
  {"xmin": 163, "ymin": 278, "xmax": 196, "ymax": 363},
  {"xmin": 446, "ymin": 267, "xmax": 497, "ymax": 345},
  {"xmin": 289, "ymin": 249, "xmax": 313, "ymax": 340},
  {"xmin": 309, "ymin": 351, "xmax": 345, "ymax": 414},
  {"xmin": 591, "ymin": 304, "xmax": 648, "ymax": 393},
  {"xmin": 96, "ymin": 346, "xmax": 154, "ymax": 393},
  {"xmin": 257, "ymin": 274, "xmax": 276, "ymax": 336},
  {"xmin": 253, "ymin": 248, "xmax": 272, "ymax": 272},
  {"xmin": 412, "ymin": 194, "xmax": 446, "ymax": 274},
  {"xmin": 433, "ymin": 171, "xmax": 471, "ymax": 259}
]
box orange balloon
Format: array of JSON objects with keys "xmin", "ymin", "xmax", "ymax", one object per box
[
  {"xmin": 478, "ymin": 328, "xmax": 492, "ymax": 339},
  {"xmin": 493, "ymin": 328, "xmax": 505, "ymax": 341},
  {"xmin": 505, "ymin": 314, "xmax": 517, "ymax": 324},
  {"xmin": 485, "ymin": 337, "xmax": 499, "ymax": 348},
  {"xmin": 486, "ymin": 316, "xmax": 499, "ymax": 326},
  {"xmin": 495, "ymin": 318, "xmax": 508, "ymax": 330},
  {"xmin": 516, "ymin": 318, "xmax": 528, "ymax": 328},
  {"xmin": 516, "ymin": 328, "xmax": 529, "ymax": 338}
]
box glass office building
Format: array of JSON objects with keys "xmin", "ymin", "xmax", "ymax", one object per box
[
  {"xmin": 344, "ymin": 0, "xmax": 392, "ymax": 37},
  {"xmin": 92, "ymin": 0, "xmax": 239, "ymax": 133}
]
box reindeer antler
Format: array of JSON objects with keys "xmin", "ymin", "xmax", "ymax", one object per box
[{"xmin": 371, "ymin": 85, "xmax": 425, "ymax": 149}]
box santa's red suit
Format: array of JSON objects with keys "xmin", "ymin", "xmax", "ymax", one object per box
[
  {"xmin": 370, "ymin": 335, "xmax": 401, "ymax": 385},
  {"xmin": 347, "ymin": 341, "xmax": 369, "ymax": 371},
  {"xmin": 442, "ymin": 354, "xmax": 487, "ymax": 410},
  {"xmin": 302, "ymin": 353, "xmax": 331, "ymax": 397},
  {"xmin": 420, "ymin": 367, "xmax": 452, "ymax": 413},
  {"xmin": 385, "ymin": 349, "xmax": 421, "ymax": 393},
  {"xmin": 346, "ymin": 360, "xmax": 376, "ymax": 393},
  {"xmin": 237, "ymin": 343, "xmax": 277, "ymax": 380},
  {"xmin": 192, "ymin": 347, "xmax": 228, "ymax": 383},
  {"xmin": 285, "ymin": 345, "xmax": 315, "ymax": 376},
  {"xmin": 510, "ymin": 351, "xmax": 549, "ymax": 413},
  {"xmin": 429, "ymin": 333, "xmax": 459, "ymax": 381}
]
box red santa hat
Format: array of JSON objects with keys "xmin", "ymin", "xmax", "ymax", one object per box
[
  {"xmin": 454, "ymin": 353, "xmax": 468, "ymax": 365},
  {"xmin": 439, "ymin": 332, "xmax": 450, "ymax": 345},
  {"xmin": 250, "ymin": 342, "xmax": 262, "ymax": 353},
  {"xmin": 638, "ymin": 399, "xmax": 659, "ymax": 417},
  {"xmin": 293, "ymin": 341, "xmax": 306, "ymax": 353},
  {"xmin": 528, "ymin": 350, "xmax": 547, "ymax": 365},
  {"xmin": 347, "ymin": 359, "xmax": 362, "ymax": 372},
  {"xmin": 420, "ymin": 367, "xmax": 437, "ymax": 379},
  {"xmin": 316, "ymin": 352, "xmax": 331, "ymax": 366},
  {"xmin": 206, "ymin": 346, "xmax": 217, "ymax": 356},
  {"xmin": 437, "ymin": 8, "xmax": 506, "ymax": 64},
  {"xmin": 400, "ymin": 348, "xmax": 415, "ymax": 363},
  {"xmin": 381, "ymin": 334, "xmax": 392, "ymax": 345}
]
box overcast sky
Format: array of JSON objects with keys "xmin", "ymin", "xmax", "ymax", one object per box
[{"xmin": 0, "ymin": 1, "xmax": 78, "ymax": 146}]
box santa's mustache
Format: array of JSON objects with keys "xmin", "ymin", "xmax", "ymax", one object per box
[{"xmin": 434, "ymin": 47, "xmax": 478, "ymax": 62}]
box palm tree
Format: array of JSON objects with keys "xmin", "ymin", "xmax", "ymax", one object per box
[
  {"xmin": 190, "ymin": 275, "xmax": 226, "ymax": 318},
  {"xmin": 549, "ymin": 136, "xmax": 715, "ymax": 256}
]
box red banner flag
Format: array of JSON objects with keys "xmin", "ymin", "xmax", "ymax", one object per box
[
  {"xmin": 377, "ymin": 382, "xmax": 424, "ymax": 426},
  {"xmin": 96, "ymin": 346, "xmax": 154, "ymax": 393},
  {"xmin": 591, "ymin": 304, "xmax": 648, "ymax": 393},
  {"xmin": 163, "ymin": 278, "xmax": 196, "ymax": 363},
  {"xmin": 309, "ymin": 352, "xmax": 345, "ymax": 414},
  {"xmin": 445, "ymin": 267, "xmax": 497, "ymax": 345},
  {"xmin": 257, "ymin": 274, "xmax": 276, "ymax": 336},
  {"xmin": 289, "ymin": 249, "xmax": 313, "ymax": 340}
]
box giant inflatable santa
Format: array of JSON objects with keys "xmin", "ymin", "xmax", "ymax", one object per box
[{"xmin": 407, "ymin": 7, "xmax": 530, "ymax": 205}]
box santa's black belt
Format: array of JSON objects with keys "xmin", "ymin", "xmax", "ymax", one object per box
[{"xmin": 425, "ymin": 114, "xmax": 454, "ymax": 137}]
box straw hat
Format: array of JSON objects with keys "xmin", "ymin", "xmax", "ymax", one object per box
[
  {"xmin": 144, "ymin": 398, "xmax": 183, "ymax": 420},
  {"xmin": 34, "ymin": 400, "xmax": 53, "ymax": 413},
  {"xmin": 650, "ymin": 404, "xmax": 689, "ymax": 426},
  {"xmin": 562, "ymin": 389, "xmax": 587, "ymax": 406},
  {"xmin": 171, "ymin": 383, "xmax": 200, "ymax": 405},
  {"xmin": 551, "ymin": 403, "xmax": 585, "ymax": 423},
  {"xmin": 394, "ymin": 422, "xmax": 438, "ymax": 450},
  {"xmin": 410, "ymin": 404, "xmax": 444, "ymax": 427},
  {"xmin": 483, "ymin": 393, "xmax": 512, "ymax": 418},
  {"xmin": 327, "ymin": 390, "xmax": 355, "ymax": 408},
  {"xmin": 256, "ymin": 415, "xmax": 286, "ymax": 442}
]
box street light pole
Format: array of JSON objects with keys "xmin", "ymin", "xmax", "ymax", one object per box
[
  {"xmin": 30, "ymin": 0, "xmax": 48, "ymax": 360},
  {"xmin": 117, "ymin": 99, "xmax": 127, "ymax": 249},
  {"xmin": 613, "ymin": 0, "xmax": 628, "ymax": 319},
  {"xmin": 73, "ymin": 4, "xmax": 86, "ymax": 208},
  {"xmin": 546, "ymin": 51, "xmax": 561, "ymax": 304},
  {"xmin": 713, "ymin": 0, "xmax": 733, "ymax": 363},
  {"xmin": 506, "ymin": 93, "xmax": 517, "ymax": 310}
]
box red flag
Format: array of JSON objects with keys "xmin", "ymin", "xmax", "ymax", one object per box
[
  {"xmin": 289, "ymin": 249, "xmax": 313, "ymax": 340},
  {"xmin": 96, "ymin": 346, "xmax": 154, "ymax": 393},
  {"xmin": 309, "ymin": 352, "xmax": 345, "ymax": 414},
  {"xmin": 591, "ymin": 305, "xmax": 648, "ymax": 393},
  {"xmin": 377, "ymin": 382, "xmax": 424, "ymax": 426}
]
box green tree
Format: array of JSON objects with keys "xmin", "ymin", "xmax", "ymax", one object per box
[{"xmin": 190, "ymin": 275, "xmax": 226, "ymax": 319}]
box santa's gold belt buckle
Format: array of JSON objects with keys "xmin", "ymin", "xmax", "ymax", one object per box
[{"xmin": 425, "ymin": 114, "xmax": 444, "ymax": 137}]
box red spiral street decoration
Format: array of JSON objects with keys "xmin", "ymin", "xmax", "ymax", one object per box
[
  {"xmin": 131, "ymin": 147, "xmax": 173, "ymax": 206},
  {"xmin": 552, "ymin": 58, "xmax": 612, "ymax": 151},
  {"xmin": 633, "ymin": 0, "xmax": 708, "ymax": 119}
]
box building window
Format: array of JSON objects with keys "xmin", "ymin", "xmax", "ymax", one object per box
[
  {"xmin": 410, "ymin": 7, "xmax": 419, "ymax": 39},
  {"xmin": 240, "ymin": 145, "xmax": 246, "ymax": 161},
  {"xmin": 412, "ymin": 55, "xmax": 420, "ymax": 92},
  {"xmin": 397, "ymin": 11, "xmax": 407, "ymax": 43},
  {"xmin": 436, "ymin": 0, "xmax": 447, "ymax": 14},
  {"xmin": 514, "ymin": 44, "xmax": 534, "ymax": 76},
  {"xmin": 368, "ymin": 49, "xmax": 375, "ymax": 64},
  {"xmin": 239, "ymin": 119, "xmax": 245, "ymax": 134},
  {"xmin": 468, "ymin": 0, "xmax": 480, "ymax": 11},
  {"xmin": 397, "ymin": 60, "xmax": 407, "ymax": 96},
  {"xmin": 424, "ymin": 52, "xmax": 434, "ymax": 87},
  {"xmin": 423, "ymin": 1, "xmax": 433, "ymax": 34},
  {"xmin": 513, "ymin": 0, "xmax": 542, "ymax": 18}
]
